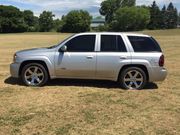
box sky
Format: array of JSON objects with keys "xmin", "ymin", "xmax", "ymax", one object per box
[{"xmin": 0, "ymin": 0, "xmax": 180, "ymax": 18}]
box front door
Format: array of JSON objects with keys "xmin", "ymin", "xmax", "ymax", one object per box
[{"xmin": 55, "ymin": 35, "xmax": 96, "ymax": 79}]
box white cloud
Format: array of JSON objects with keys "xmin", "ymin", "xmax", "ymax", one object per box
[
  {"xmin": 9, "ymin": 0, "xmax": 102, "ymax": 17},
  {"xmin": 3, "ymin": 0, "xmax": 180, "ymax": 18},
  {"xmin": 15, "ymin": 0, "xmax": 180, "ymax": 6},
  {"xmin": 14, "ymin": 0, "xmax": 102, "ymax": 8},
  {"xmin": 137, "ymin": 0, "xmax": 180, "ymax": 6}
]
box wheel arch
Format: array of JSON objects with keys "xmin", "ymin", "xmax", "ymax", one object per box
[
  {"xmin": 118, "ymin": 64, "xmax": 149, "ymax": 82},
  {"xmin": 19, "ymin": 60, "xmax": 50, "ymax": 79}
]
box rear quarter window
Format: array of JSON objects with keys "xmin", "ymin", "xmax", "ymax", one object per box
[{"xmin": 128, "ymin": 36, "xmax": 162, "ymax": 52}]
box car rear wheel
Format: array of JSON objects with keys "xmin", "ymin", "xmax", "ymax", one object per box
[
  {"xmin": 119, "ymin": 67, "xmax": 147, "ymax": 90},
  {"xmin": 21, "ymin": 63, "xmax": 48, "ymax": 86}
]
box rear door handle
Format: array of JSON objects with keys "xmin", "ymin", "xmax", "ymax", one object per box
[
  {"xmin": 120, "ymin": 56, "xmax": 127, "ymax": 59},
  {"xmin": 86, "ymin": 56, "xmax": 94, "ymax": 59}
]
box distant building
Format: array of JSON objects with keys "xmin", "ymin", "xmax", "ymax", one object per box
[{"xmin": 91, "ymin": 18, "xmax": 105, "ymax": 28}]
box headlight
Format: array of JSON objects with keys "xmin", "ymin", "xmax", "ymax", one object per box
[{"xmin": 13, "ymin": 54, "xmax": 17, "ymax": 63}]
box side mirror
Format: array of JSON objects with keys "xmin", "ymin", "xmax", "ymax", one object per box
[{"xmin": 59, "ymin": 45, "xmax": 67, "ymax": 52}]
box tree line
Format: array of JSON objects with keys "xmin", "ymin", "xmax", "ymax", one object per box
[
  {"xmin": 0, "ymin": 0, "xmax": 179, "ymax": 33},
  {"xmin": 100, "ymin": 0, "xmax": 179, "ymax": 31},
  {"xmin": 0, "ymin": 5, "xmax": 92, "ymax": 33}
]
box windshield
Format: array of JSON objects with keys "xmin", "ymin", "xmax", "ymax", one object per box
[{"xmin": 48, "ymin": 34, "xmax": 75, "ymax": 49}]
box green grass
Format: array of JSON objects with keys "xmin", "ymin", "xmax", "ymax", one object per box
[
  {"xmin": 55, "ymin": 124, "xmax": 74, "ymax": 135},
  {"xmin": 0, "ymin": 29, "xmax": 180, "ymax": 135}
]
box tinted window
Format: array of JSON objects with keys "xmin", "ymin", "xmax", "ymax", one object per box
[
  {"xmin": 101, "ymin": 35, "xmax": 116, "ymax": 51},
  {"xmin": 128, "ymin": 36, "xmax": 162, "ymax": 52},
  {"xmin": 117, "ymin": 36, "xmax": 127, "ymax": 52},
  {"xmin": 66, "ymin": 35, "xmax": 95, "ymax": 52},
  {"xmin": 101, "ymin": 35, "xmax": 127, "ymax": 52}
]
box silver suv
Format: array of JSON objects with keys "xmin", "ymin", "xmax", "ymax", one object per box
[{"xmin": 10, "ymin": 32, "xmax": 167, "ymax": 89}]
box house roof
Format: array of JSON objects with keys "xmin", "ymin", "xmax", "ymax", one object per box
[{"xmin": 91, "ymin": 18, "xmax": 105, "ymax": 23}]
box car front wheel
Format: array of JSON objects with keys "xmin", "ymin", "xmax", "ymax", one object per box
[
  {"xmin": 21, "ymin": 63, "xmax": 48, "ymax": 86},
  {"xmin": 119, "ymin": 67, "xmax": 147, "ymax": 90}
]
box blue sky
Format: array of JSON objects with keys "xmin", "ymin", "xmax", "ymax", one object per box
[{"xmin": 0, "ymin": 0, "xmax": 179, "ymax": 18}]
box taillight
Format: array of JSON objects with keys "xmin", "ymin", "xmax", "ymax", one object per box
[{"xmin": 159, "ymin": 55, "xmax": 164, "ymax": 67}]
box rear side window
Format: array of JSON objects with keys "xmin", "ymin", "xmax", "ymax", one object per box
[
  {"xmin": 66, "ymin": 35, "xmax": 95, "ymax": 52},
  {"xmin": 128, "ymin": 36, "xmax": 162, "ymax": 52},
  {"xmin": 101, "ymin": 35, "xmax": 127, "ymax": 52}
]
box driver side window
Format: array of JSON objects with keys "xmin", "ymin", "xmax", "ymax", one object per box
[{"xmin": 65, "ymin": 35, "xmax": 96, "ymax": 52}]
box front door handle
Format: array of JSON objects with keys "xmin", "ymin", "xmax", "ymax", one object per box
[
  {"xmin": 86, "ymin": 56, "xmax": 94, "ymax": 59},
  {"xmin": 120, "ymin": 56, "xmax": 127, "ymax": 59}
]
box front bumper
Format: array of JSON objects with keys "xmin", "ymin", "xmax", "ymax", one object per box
[{"xmin": 10, "ymin": 63, "xmax": 21, "ymax": 78}]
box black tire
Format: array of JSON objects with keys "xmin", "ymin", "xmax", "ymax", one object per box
[
  {"xmin": 119, "ymin": 67, "xmax": 147, "ymax": 90},
  {"xmin": 21, "ymin": 63, "xmax": 48, "ymax": 86}
]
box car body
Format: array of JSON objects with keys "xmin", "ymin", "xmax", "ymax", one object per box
[{"xmin": 10, "ymin": 32, "xmax": 167, "ymax": 89}]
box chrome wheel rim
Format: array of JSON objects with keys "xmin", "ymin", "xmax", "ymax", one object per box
[
  {"xmin": 24, "ymin": 66, "xmax": 44, "ymax": 86},
  {"xmin": 124, "ymin": 70, "xmax": 144, "ymax": 89}
]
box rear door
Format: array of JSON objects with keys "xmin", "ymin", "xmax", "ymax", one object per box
[{"xmin": 96, "ymin": 34, "xmax": 131, "ymax": 80}]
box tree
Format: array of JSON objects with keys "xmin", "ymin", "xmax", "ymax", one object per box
[
  {"xmin": 54, "ymin": 19, "xmax": 64, "ymax": 32},
  {"xmin": 99, "ymin": 0, "xmax": 136, "ymax": 23},
  {"xmin": 60, "ymin": 10, "xmax": 92, "ymax": 33},
  {"xmin": 23, "ymin": 10, "xmax": 39, "ymax": 31},
  {"xmin": 33, "ymin": 16, "xmax": 40, "ymax": 31},
  {"xmin": 110, "ymin": 7, "xmax": 150, "ymax": 31},
  {"xmin": 160, "ymin": 5, "xmax": 168, "ymax": 29},
  {"xmin": 148, "ymin": 1, "xmax": 162, "ymax": 29},
  {"xmin": 178, "ymin": 13, "xmax": 180, "ymax": 26},
  {"xmin": 166, "ymin": 2, "xmax": 178, "ymax": 29},
  {"xmin": 39, "ymin": 11, "xmax": 55, "ymax": 32},
  {"xmin": 23, "ymin": 10, "xmax": 35, "ymax": 26},
  {"xmin": 0, "ymin": 5, "xmax": 27, "ymax": 33}
]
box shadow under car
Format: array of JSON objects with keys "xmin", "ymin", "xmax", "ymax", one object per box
[{"xmin": 4, "ymin": 77, "xmax": 158, "ymax": 90}]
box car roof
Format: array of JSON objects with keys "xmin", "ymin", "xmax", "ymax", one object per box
[{"xmin": 76, "ymin": 32, "xmax": 150, "ymax": 37}]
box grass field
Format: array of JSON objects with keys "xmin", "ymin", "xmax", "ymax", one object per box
[{"xmin": 0, "ymin": 29, "xmax": 180, "ymax": 135}]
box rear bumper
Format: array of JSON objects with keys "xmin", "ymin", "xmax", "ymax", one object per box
[
  {"xmin": 149, "ymin": 67, "xmax": 167, "ymax": 82},
  {"xmin": 10, "ymin": 63, "xmax": 20, "ymax": 78}
]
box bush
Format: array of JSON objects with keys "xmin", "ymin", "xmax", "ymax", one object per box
[
  {"xmin": 94, "ymin": 24, "xmax": 109, "ymax": 32},
  {"xmin": 110, "ymin": 7, "xmax": 150, "ymax": 31},
  {"xmin": 60, "ymin": 10, "xmax": 92, "ymax": 33},
  {"xmin": 39, "ymin": 11, "xmax": 55, "ymax": 32},
  {"xmin": 0, "ymin": 5, "xmax": 27, "ymax": 33}
]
